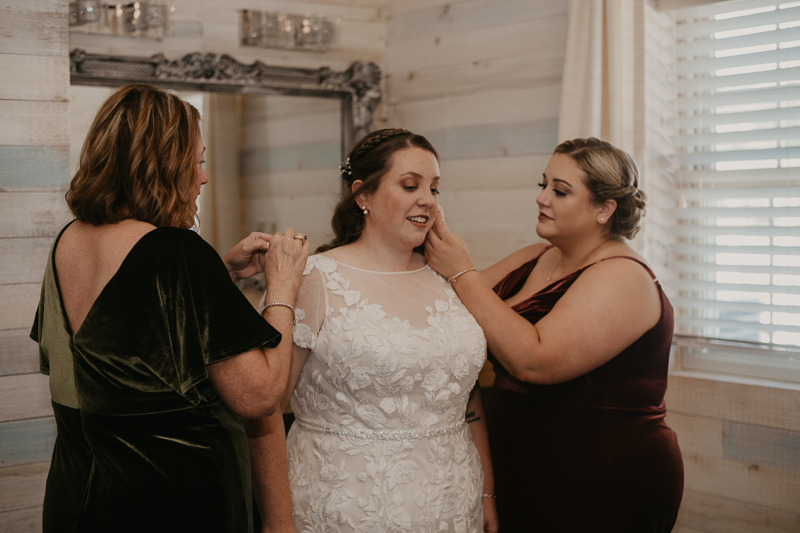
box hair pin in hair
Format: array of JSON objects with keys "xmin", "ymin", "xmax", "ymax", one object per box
[{"xmin": 339, "ymin": 158, "xmax": 352, "ymax": 177}]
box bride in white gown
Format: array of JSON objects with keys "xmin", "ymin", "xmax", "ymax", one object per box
[{"xmin": 248, "ymin": 129, "xmax": 498, "ymax": 533}]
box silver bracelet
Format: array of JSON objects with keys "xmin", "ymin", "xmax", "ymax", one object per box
[
  {"xmin": 263, "ymin": 302, "xmax": 296, "ymax": 324},
  {"xmin": 482, "ymin": 493, "xmax": 496, "ymax": 499},
  {"xmin": 448, "ymin": 267, "xmax": 476, "ymax": 285}
]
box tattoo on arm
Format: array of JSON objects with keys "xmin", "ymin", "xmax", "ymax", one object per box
[{"xmin": 465, "ymin": 411, "xmax": 481, "ymax": 424}]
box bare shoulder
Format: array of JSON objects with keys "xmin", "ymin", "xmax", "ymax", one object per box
[
  {"xmin": 566, "ymin": 242, "xmax": 661, "ymax": 320},
  {"xmin": 57, "ymin": 219, "xmax": 157, "ymax": 265},
  {"xmin": 481, "ymin": 242, "xmax": 550, "ymax": 288},
  {"xmin": 580, "ymin": 242, "xmax": 655, "ymax": 283}
]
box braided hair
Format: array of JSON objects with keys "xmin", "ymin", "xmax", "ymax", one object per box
[
  {"xmin": 554, "ymin": 138, "xmax": 647, "ymax": 240},
  {"xmin": 316, "ymin": 128, "xmax": 439, "ymax": 253}
]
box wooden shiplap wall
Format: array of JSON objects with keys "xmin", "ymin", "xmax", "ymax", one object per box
[
  {"xmin": 240, "ymin": 94, "xmax": 342, "ymax": 249},
  {"xmin": 384, "ymin": 0, "xmax": 566, "ymax": 268},
  {"xmin": 0, "ymin": 0, "xmax": 71, "ymax": 530},
  {"xmin": 668, "ymin": 374, "xmax": 800, "ymax": 532}
]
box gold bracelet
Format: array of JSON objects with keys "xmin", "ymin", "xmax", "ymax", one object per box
[
  {"xmin": 448, "ymin": 267, "xmax": 476, "ymax": 285},
  {"xmin": 264, "ymin": 302, "xmax": 296, "ymax": 324}
]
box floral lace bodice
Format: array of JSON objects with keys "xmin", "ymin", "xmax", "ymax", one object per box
[{"xmin": 281, "ymin": 255, "xmax": 487, "ymax": 533}]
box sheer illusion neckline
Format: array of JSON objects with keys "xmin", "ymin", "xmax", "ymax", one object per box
[{"xmin": 320, "ymin": 255, "xmax": 429, "ymax": 275}]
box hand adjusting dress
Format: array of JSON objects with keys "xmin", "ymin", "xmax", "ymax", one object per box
[
  {"xmin": 31, "ymin": 223, "xmax": 282, "ymax": 533},
  {"xmin": 283, "ymin": 255, "xmax": 487, "ymax": 533},
  {"xmin": 486, "ymin": 248, "xmax": 684, "ymax": 533}
]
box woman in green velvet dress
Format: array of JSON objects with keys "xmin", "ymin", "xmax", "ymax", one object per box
[{"xmin": 30, "ymin": 84, "xmax": 309, "ymax": 533}]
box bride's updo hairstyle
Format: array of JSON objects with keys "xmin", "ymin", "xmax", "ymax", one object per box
[
  {"xmin": 316, "ymin": 128, "xmax": 439, "ymax": 253},
  {"xmin": 553, "ymin": 137, "xmax": 646, "ymax": 240}
]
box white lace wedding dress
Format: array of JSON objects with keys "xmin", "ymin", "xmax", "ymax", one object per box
[{"xmin": 284, "ymin": 255, "xmax": 487, "ymax": 533}]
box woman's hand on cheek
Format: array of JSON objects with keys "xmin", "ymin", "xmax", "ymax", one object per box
[{"xmin": 424, "ymin": 209, "xmax": 474, "ymax": 280}]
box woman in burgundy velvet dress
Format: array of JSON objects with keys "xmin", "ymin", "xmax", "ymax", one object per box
[{"xmin": 425, "ymin": 138, "xmax": 683, "ymax": 532}]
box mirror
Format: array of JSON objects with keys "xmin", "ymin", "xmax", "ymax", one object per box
[{"xmin": 69, "ymin": 49, "xmax": 381, "ymax": 299}]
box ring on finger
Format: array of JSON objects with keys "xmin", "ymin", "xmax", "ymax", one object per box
[{"xmin": 293, "ymin": 233, "xmax": 308, "ymax": 241}]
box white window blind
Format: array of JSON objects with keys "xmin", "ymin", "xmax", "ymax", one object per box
[{"xmin": 674, "ymin": 0, "xmax": 800, "ymax": 381}]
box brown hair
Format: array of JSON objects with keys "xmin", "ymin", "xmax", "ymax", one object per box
[
  {"xmin": 316, "ymin": 128, "xmax": 439, "ymax": 253},
  {"xmin": 66, "ymin": 83, "xmax": 202, "ymax": 229},
  {"xmin": 553, "ymin": 137, "xmax": 646, "ymax": 240}
]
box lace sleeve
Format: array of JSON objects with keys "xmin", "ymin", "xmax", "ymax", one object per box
[{"xmin": 258, "ymin": 256, "xmax": 328, "ymax": 350}]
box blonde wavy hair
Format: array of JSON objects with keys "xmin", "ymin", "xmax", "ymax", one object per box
[
  {"xmin": 66, "ymin": 84, "xmax": 201, "ymax": 229},
  {"xmin": 554, "ymin": 138, "xmax": 646, "ymax": 240}
]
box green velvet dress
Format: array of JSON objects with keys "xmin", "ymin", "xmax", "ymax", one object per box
[{"xmin": 30, "ymin": 223, "xmax": 282, "ymax": 533}]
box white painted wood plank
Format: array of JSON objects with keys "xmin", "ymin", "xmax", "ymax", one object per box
[
  {"xmin": 0, "ymin": 238, "xmax": 50, "ymax": 285},
  {"xmin": 0, "ymin": 505, "xmax": 42, "ymax": 533},
  {"xmin": 240, "ymin": 139, "xmax": 339, "ymax": 176},
  {"xmin": 68, "ymin": 33, "xmax": 205, "ymax": 60},
  {"xmin": 0, "ymin": 54, "xmax": 69, "ymax": 102},
  {"xmin": 0, "ymin": 284, "xmax": 41, "ymax": 333},
  {"xmin": 682, "ymin": 447, "xmax": 800, "ymax": 513},
  {"xmin": 243, "ymin": 194, "xmax": 337, "ymax": 248},
  {"xmin": 242, "ymin": 94, "xmax": 342, "ymax": 121},
  {"xmin": 386, "ymin": 15, "xmax": 566, "ymax": 75},
  {"xmin": 242, "ymin": 167, "xmax": 339, "ymax": 198},
  {"xmin": 423, "ymin": 119, "xmax": 558, "ymax": 160},
  {"xmin": 0, "ymin": 192, "xmax": 71, "ymax": 239},
  {"xmin": 0, "ymin": 1, "xmax": 67, "ymax": 57},
  {"xmin": 677, "ymin": 489, "xmax": 800, "ymax": 533},
  {"xmin": 388, "ymin": 85, "xmax": 562, "ymax": 132},
  {"xmin": 386, "ymin": 53, "xmax": 564, "ymax": 104},
  {"xmin": 666, "ymin": 374, "xmax": 800, "ymax": 432},
  {"xmin": 0, "ymin": 374, "xmax": 51, "ymax": 423},
  {"xmin": 0, "ymin": 329, "xmax": 40, "ymax": 377},
  {"xmin": 0, "ymin": 462, "xmax": 48, "ymax": 514},
  {"xmin": 386, "ymin": 0, "xmax": 471, "ymax": 18},
  {"xmin": 0, "ymin": 101, "xmax": 69, "ymax": 147},
  {"xmin": 387, "ymin": 0, "xmax": 566, "ymax": 45},
  {"xmin": 439, "ymin": 155, "xmax": 552, "ymax": 191},
  {"xmin": 241, "ymin": 107, "xmax": 341, "ymax": 150},
  {"xmin": 667, "ymin": 411, "xmax": 724, "ymax": 456}
]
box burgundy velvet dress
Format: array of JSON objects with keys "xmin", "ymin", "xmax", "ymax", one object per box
[{"xmin": 486, "ymin": 249, "xmax": 683, "ymax": 532}]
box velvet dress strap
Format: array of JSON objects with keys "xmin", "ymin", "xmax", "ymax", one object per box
[{"xmin": 490, "ymin": 251, "xmax": 665, "ymax": 393}]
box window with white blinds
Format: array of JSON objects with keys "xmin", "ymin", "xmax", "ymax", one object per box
[{"xmin": 674, "ymin": 0, "xmax": 800, "ymax": 381}]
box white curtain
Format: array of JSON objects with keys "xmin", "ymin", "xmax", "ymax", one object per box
[
  {"xmin": 557, "ymin": 0, "xmax": 640, "ymax": 151},
  {"xmin": 557, "ymin": 0, "xmax": 676, "ymax": 265}
]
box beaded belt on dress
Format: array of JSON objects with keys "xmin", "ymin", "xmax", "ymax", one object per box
[{"xmin": 294, "ymin": 417, "xmax": 464, "ymax": 441}]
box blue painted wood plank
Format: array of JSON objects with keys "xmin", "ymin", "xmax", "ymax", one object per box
[
  {"xmin": 0, "ymin": 418, "xmax": 55, "ymax": 467},
  {"xmin": 422, "ymin": 118, "xmax": 559, "ymax": 160},
  {"xmin": 723, "ymin": 420, "xmax": 800, "ymax": 470},
  {"xmin": 240, "ymin": 140, "xmax": 340, "ymax": 176},
  {"xmin": 0, "ymin": 146, "xmax": 69, "ymax": 190},
  {"xmin": 0, "ymin": 329, "xmax": 40, "ymax": 377}
]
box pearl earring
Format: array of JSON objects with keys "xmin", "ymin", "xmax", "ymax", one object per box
[
  {"xmin": 601, "ymin": 218, "xmax": 605, "ymax": 222},
  {"xmin": 362, "ymin": 206, "xmax": 369, "ymax": 215}
]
